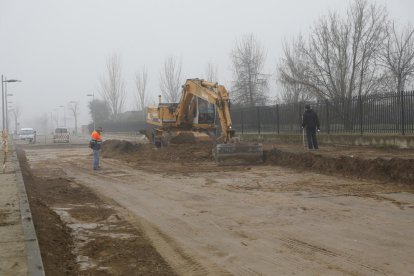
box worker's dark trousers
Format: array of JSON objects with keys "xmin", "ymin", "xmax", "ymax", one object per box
[
  {"xmin": 93, "ymin": 149, "xmax": 100, "ymax": 169},
  {"xmin": 306, "ymin": 127, "xmax": 319, "ymax": 149}
]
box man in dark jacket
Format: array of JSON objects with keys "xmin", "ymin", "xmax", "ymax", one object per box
[{"xmin": 302, "ymin": 104, "xmax": 320, "ymax": 149}]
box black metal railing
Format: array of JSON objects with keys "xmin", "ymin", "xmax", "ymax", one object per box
[{"xmin": 231, "ymin": 91, "xmax": 414, "ymax": 135}]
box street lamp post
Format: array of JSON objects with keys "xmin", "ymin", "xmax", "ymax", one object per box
[
  {"xmin": 86, "ymin": 93, "xmax": 95, "ymax": 130},
  {"xmin": 1, "ymin": 75, "xmax": 21, "ymax": 133}
]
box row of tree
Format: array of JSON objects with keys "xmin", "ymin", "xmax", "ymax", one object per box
[
  {"xmin": 92, "ymin": 37, "xmax": 267, "ymax": 123},
  {"xmin": 90, "ymin": 0, "xmax": 414, "ymax": 125},
  {"xmin": 90, "ymin": 53, "xmax": 221, "ymax": 123},
  {"xmin": 277, "ymin": 0, "xmax": 414, "ymax": 104},
  {"xmin": 89, "ymin": 53, "xmax": 183, "ymax": 123}
]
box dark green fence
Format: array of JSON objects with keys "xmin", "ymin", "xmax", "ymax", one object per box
[{"xmin": 231, "ymin": 91, "xmax": 414, "ymax": 135}]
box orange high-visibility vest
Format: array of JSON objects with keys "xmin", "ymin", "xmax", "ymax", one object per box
[{"xmin": 91, "ymin": 130, "xmax": 102, "ymax": 141}]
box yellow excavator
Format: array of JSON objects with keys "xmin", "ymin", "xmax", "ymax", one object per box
[{"xmin": 142, "ymin": 78, "xmax": 263, "ymax": 162}]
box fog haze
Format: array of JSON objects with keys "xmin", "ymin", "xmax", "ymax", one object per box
[{"xmin": 1, "ymin": 0, "xmax": 412, "ymax": 132}]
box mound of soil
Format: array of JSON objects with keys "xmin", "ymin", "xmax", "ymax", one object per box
[
  {"xmin": 102, "ymin": 139, "xmax": 143, "ymax": 155},
  {"xmin": 169, "ymin": 132, "xmax": 197, "ymax": 144},
  {"xmin": 264, "ymin": 149, "xmax": 414, "ymax": 185},
  {"xmin": 101, "ymin": 140, "xmax": 414, "ymax": 185},
  {"xmin": 102, "ymin": 139, "xmax": 214, "ymax": 163}
]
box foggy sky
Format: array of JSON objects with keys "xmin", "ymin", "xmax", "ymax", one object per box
[{"xmin": 1, "ymin": 0, "xmax": 412, "ymax": 132}]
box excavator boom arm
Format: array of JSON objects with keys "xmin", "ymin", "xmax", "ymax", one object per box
[{"xmin": 175, "ymin": 79, "xmax": 234, "ymax": 143}]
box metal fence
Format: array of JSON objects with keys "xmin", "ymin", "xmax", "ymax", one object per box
[{"xmin": 231, "ymin": 91, "xmax": 414, "ymax": 135}]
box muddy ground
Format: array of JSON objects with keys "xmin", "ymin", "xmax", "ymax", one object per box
[
  {"xmin": 17, "ymin": 139, "xmax": 414, "ymax": 275},
  {"xmin": 102, "ymin": 139, "xmax": 414, "ymax": 185},
  {"xmin": 17, "ymin": 148, "xmax": 176, "ymax": 276}
]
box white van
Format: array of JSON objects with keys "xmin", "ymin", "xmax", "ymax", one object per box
[{"xmin": 19, "ymin": 128, "xmax": 36, "ymax": 143}]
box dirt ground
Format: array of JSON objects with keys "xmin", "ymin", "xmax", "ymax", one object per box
[
  {"xmin": 102, "ymin": 139, "xmax": 414, "ymax": 185},
  {"xmin": 17, "ymin": 139, "xmax": 414, "ymax": 275},
  {"xmin": 17, "ymin": 147, "xmax": 176, "ymax": 275}
]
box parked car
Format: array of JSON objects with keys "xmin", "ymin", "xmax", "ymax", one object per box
[
  {"xmin": 53, "ymin": 127, "xmax": 70, "ymax": 143},
  {"xmin": 19, "ymin": 128, "xmax": 36, "ymax": 143}
]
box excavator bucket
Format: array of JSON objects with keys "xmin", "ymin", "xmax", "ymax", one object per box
[
  {"xmin": 139, "ymin": 129, "xmax": 153, "ymax": 142},
  {"xmin": 215, "ymin": 143, "xmax": 263, "ymax": 164}
]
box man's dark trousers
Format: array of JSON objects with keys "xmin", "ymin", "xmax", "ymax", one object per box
[{"xmin": 306, "ymin": 127, "xmax": 318, "ymax": 149}]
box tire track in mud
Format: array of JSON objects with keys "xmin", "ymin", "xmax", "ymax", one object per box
[
  {"xmin": 63, "ymin": 158, "xmax": 232, "ymax": 276},
  {"xmin": 277, "ymin": 235, "xmax": 389, "ymax": 275},
  {"xmin": 67, "ymin": 154, "xmax": 404, "ymax": 276},
  {"xmin": 75, "ymin": 159, "xmax": 389, "ymax": 276}
]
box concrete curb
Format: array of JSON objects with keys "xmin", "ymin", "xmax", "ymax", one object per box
[
  {"xmin": 240, "ymin": 133, "xmax": 414, "ymax": 149},
  {"xmin": 9, "ymin": 143, "xmax": 45, "ymax": 276}
]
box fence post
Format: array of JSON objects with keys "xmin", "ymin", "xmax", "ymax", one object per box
[
  {"xmin": 401, "ymin": 90, "xmax": 405, "ymax": 135},
  {"xmin": 241, "ymin": 110, "xmax": 244, "ymax": 134},
  {"xmin": 257, "ymin": 107, "xmax": 261, "ymax": 134},
  {"xmin": 326, "ymin": 100, "xmax": 330, "ymax": 134},
  {"xmin": 276, "ymin": 104, "xmax": 280, "ymax": 134}
]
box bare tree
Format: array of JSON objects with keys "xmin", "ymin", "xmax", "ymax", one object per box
[
  {"xmin": 349, "ymin": 0, "xmax": 389, "ymax": 98},
  {"xmin": 379, "ymin": 22, "xmax": 414, "ymax": 93},
  {"xmin": 278, "ymin": 0, "xmax": 387, "ymax": 101},
  {"xmin": 159, "ymin": 56, "xmax": 182, "ymax": 102},
  {"xmin": 277, "ymin": 35, "xmax": 312, "ymax": 103},
  {"xmin": 134, "ymin": 66, "xmax": 149, "ymax": 113},
  {"xmin": 205, "ymin": 62, "xmax": 218, "ymax": 82},
  {"xmin": 231, "ymin": 33, "xmax": 268, "ymax": 107},
  {"xmin": 68, "ymin": 101, "xmax": 80, "ymax": 135},
  {"xmin": 99, "ymin": 53, "xmax": 126, "ymax": 118}
]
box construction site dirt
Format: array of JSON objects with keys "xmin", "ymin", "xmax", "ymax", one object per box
[{"xmin": 16, "ymin": 139, "xmax": 414, "ymax": 275}]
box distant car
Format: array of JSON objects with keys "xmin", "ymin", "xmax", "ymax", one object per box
[
  {"xmin": 19, "ymin": 128, "xmax": 36, "ymax": 143},
  {"xmin": 53, "ymin": 127, "xmax": 70, "ymax": 143}
]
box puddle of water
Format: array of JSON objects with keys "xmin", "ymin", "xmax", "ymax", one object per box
[
  {"xmin": 52, "ymin": 205, "xmax": 137, "ymax": 271},
  {"xmin": 70, "ymin": 223, "xmax": 100, "ymax": 231},
  {"xmin": 53, "ymin": 208, "xmax": 73, "ymax": 222},
  {"xmin": 96, "ymin": 232, "xmax": 135, "ymax": 239}
]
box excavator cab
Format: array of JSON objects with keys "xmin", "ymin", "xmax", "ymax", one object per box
[
  {"xmin": 196, "ymin": 99, "xmax": 215, "ymax": 124},
  {"xmin": 186, "ymin": 97, "xmax": 216, "ymax": 126}
]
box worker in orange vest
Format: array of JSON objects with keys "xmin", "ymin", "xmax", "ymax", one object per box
[{"xmin": 89, "ymin": 127, "xmax": 103, "ymax": 170}]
